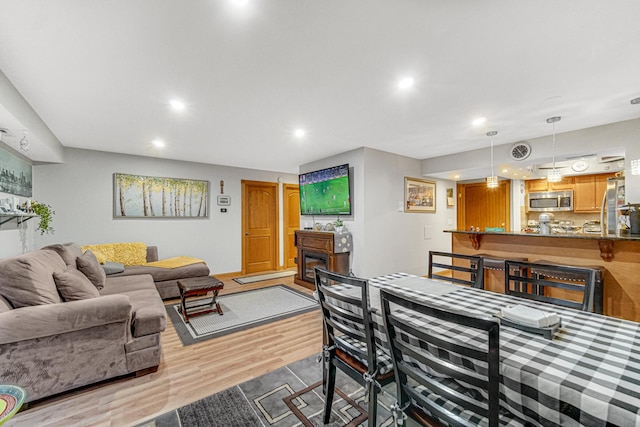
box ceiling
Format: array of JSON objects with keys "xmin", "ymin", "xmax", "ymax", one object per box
[{"xmin": 0, "ymin": 1, "xmax": 639, "ymax": 174}]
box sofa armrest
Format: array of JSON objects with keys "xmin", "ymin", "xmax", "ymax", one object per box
[
  {"xmin": 146, "ymin": 246, "xmax": 159, "ymax": 263},
  {"xmin": 0, "ymin": 295, "xmax": 132, "ymax": 344}
]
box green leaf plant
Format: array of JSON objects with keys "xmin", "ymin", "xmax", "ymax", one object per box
[{"xmin": 30, "ymin": 201, "xmax": 55, "ymax": 235}]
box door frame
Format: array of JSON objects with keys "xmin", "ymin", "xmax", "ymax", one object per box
[
  {"xmin": 241, "ymin": 180, "xmax": 280, "ymax": 275},
  {"xmin": 283, "ymin": 183, "xmax": 300, "ymax": 269}
]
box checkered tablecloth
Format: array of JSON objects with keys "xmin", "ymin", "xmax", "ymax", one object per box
[{"xmin": 331, "ymin": 273, "xmax": 640, "ymax": 426}]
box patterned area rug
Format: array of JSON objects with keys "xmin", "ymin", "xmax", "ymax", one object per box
[
  {"xmin": 167, "ymin": 285, "xmax": 318, "ymax": 346},
  {"xmin": 136, "ymin": 354, "xmax": 396, "ymax": 427}
]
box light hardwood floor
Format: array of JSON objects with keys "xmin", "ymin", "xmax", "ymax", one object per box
[{"xmin": 11, "ymin": 275, "xmax": 323, "ymax": 427}]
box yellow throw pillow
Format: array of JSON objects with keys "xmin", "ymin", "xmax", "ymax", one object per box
[
  {"xmin": 82, "ymin": 242, "xmax": 147, "ymax": 266},
  {"xmin": 110, "ymin": 242, "xmax": 147, "ymax": 266}
]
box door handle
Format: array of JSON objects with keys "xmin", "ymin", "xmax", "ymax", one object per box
[{"xmin": 245, "ymin": 232, "xmax": 250, "ymax": 235}]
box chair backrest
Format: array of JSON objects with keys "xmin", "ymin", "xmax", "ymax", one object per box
[
  {"xmin": 504, "ymin": 260, "xmax": 597, "ymax": 312},
  {"xmin": 380, "ymin": 289, "xmax": 500, "ymax": 427},
  {"xmin": 314, "ymin": 267, "xmax": 376, "ymax": 373},
  {"xmin": 428, "ymin": 251, "xmax": 484, "ymax": 289}
]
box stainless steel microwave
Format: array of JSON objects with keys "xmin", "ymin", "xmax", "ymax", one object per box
[{"xmin": 527, "ymin": 190, "xmax": 573, "ymax": 212}]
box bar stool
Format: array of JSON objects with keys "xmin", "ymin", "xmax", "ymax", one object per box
[
  {"xmin": 530, "ymin": 261, "xmax": 605, "ymax": 314},
  {"xmin": 471, "ymin": 254, "xmax": 528, "ymax": 293}
]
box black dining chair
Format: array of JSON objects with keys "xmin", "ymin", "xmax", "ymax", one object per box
[
  {"xmin": 504, "ymin": 260, "xmax": 598, "ymax": 312},
  {"xmin": 428, "ymin": 251, "xmax": 484, "ymax": 289},
  {"xmin": 314, "ymin": 267, "xmax": 394, "ymax": 427},
  {"xmin": 380, "ymin": 288, "xmax": 522, "ymax": 427}
]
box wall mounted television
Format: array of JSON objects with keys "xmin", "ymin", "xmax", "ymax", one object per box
[{"xmin": 299, "ymin": 164, "xmax": 351, "ymax": 216}]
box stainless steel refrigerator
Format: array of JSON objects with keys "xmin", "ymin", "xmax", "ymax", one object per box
[{"xmin": 601, "ymin": 176, "xmax": 626, "ymax": 234}]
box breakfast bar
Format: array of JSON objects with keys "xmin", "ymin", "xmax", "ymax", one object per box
[{"xmin": 446, "ymin": 230, "xmax": 640, "ymax": 321}]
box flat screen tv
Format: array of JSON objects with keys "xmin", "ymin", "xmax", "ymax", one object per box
[{"xmin": 299, "ymin": 164, "xmax": 351, "ymax": 216}]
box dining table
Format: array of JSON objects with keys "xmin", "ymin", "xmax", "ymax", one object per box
[{"xmin": 330, "ymin": 272, "xmax": 640, "ymax": 427}]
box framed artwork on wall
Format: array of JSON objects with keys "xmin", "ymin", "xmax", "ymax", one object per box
[
  {"xmin": 113, "ymin": 173, "xmax": 209, "ymax": 218},
  {"xmin": 404, "ymin": 177, "xmax": 436, "ymax": 213},
  {"xmin": 0, "ymin": 145, "xmax": 32, "ymax": 197}
]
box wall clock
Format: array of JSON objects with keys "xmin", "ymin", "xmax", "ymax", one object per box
[{"xmin": 510, "ymin": 142, "xmax": 531, "ymax": 161}]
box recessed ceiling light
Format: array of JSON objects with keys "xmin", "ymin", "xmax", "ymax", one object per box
[
  {"xmin": 397, "ymin": 77, "xmax": 415, "ymax": 90},
  {"xmin": 232, "ymin": 0, "xmax": 248, "ymax": 6},
  {"xmin": 454, "ymin": 175, "xmax": 460, "ymax": 179},
  {"xmin": 152, "ymin": 139, "xmax": 165, "ymax": 148},
  {"xmin": 472, "ymin": 117, "xmax": 487, "ymax": 127},
  {"xmin": 169, "ymin": 99, "xmax": 186, "ymax": 112},
  {"xmin": 502, "ymin": 169, "xmax": 509, "ymax": 173},
  {"xmin": 293, "ymin": 128, "xmax": 306, "ymax": 138}
]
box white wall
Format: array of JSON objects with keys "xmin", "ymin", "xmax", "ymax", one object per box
[
  {"xmin": 300, "ymin": 147, "xmax": 456, "ymax": 278},
  {"xmin": 363, "ymin": 148, "xmax": 456, "ymax": 277},
  {"xmin": 25, "ymin": 148, "xmax": 297, "ymax": 273}
]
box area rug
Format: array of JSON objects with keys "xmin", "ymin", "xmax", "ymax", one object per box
[
  {"xmin": 136, "ymin": 353, "xmax": 395, "ymax": 427},
  {"xmin": 167, "ymin": 285, "xmax": 318, "ymax": 346},
  {"xmin": 233, "ymin": 270, "xmax": 297, "ymax": 284}
]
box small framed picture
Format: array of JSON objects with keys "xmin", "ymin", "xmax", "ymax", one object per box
[
  {"xmin": 405, "ymin": 177, "xmax": 436, "ymax": 213},
  {"xmin": 217, "ymin": 195, "xmax": 231, "ymax": 206}
]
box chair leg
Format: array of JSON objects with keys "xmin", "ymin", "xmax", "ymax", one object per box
[
  {"xmin": 323, "ymin": 361, "xmax": 337, "ymax": 423},
  {"xmin": 367, "ymin": 381, "xmax": 378, "ymax": 427}
]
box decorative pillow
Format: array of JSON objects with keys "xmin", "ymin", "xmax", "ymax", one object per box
[
  {"xmin": 0, "ymin": 250, "xmax": 64, "ymax": 308},
  {"xmin": 76, "ymin": 250, "xmax": 107, "ymax": 290},
  {"xmin": 80, "ymin": 242, "xmax": 147, "ymax": 266},
  {"xmin": 81, "ymin": 244, "xmax": 113, "ymax": 264},
  {"xmin": 110, "ymin": 242, "xmax": 147, "ymax": 266},
  {"xmin": 42, "ymin": 242, "xmax": 83, "ymax": 266},
  {"xmin": 102, "ymin": 261, "xmax": 125, "ymax": 275},
  {"xmin": 53, "ymin": 266, "xmax": 100, "ymax": 301}
]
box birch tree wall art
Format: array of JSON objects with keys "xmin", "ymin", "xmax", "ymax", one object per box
[{"xmin": 113, "ymin": 173, "xmax": 209, "ymax": 218}]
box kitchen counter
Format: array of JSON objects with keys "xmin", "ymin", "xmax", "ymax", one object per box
[
  {"xmin": 447, "ymin": 229, "xmax": 640, "ymax": 321},
  {"xmin": 445, "ymin": 229, "xmax": 640, "ymax": 241}
]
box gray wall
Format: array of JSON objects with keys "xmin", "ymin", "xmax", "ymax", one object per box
[
  {"xmin": 301, "ymin": 147, "xmax": 456, "ymax": 278},
  {"xmin": 23, "ymin": 148, "xmax": 297, "ymax": 273}
]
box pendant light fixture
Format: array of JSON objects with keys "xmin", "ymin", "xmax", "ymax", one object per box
[
  {"xmin": 546, "ymin": 116, "xmax": 562, "ymax": 183},
  {"xmin": 19, "ymin": 130, "xmax": 30, "ymax": 153},
  {"xmin": 486, "ymin": 130, "xmax": 499, "ymax": 188}
]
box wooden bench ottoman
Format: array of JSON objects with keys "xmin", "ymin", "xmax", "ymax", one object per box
[{"xmin": 177, "ymin": 276, "xmax": 224, "ymax": 323}]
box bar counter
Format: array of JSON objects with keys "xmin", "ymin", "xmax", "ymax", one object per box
[{"xmin": 446, "ymin": 229, "xmax": 640, "ymax": 321}]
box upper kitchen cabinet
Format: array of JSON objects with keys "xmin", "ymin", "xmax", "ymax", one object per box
[
  {"xmin": 525, "ymin": 176, "xmax": 574, "ymax": 192},
  {"xmin": 574, "ymin": 173, "xmax": 615, "ymax": 212}
]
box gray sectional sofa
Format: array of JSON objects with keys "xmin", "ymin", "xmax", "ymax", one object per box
[{"xmin": 0, "ymin": 243, "xmax": 167, "ymax": 403}]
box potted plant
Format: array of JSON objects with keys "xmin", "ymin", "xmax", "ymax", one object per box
[
  {"xmin": 334, "ymin": 218, "xmax": 344, "ymax": 233},
  {"xmin": 30, "ymin": 201, "xmax": 55, "ymax": 235}
]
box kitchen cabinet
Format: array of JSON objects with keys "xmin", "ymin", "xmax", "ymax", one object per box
[
  {"xmin": 525, "ymin": 176, "xmax": 574, "ymax": 192},
  {"xmin": 574, "ymin": 173, "xmax": 615, "ymax": 212}
]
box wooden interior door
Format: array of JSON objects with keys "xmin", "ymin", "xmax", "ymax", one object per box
[
  {"xmin": 457, "ymin": 180, "xmax": 511, "ymax": 232},
  {"xmin": 283, "ymin": 184, "xmax": 300, "ymax": 269},
  {"xmin": 242, "ymin": 180, "xmax": 279, "ymax": 274}
]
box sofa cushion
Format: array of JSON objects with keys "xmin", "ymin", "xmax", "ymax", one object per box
[
  {"xmin": 76, "ymin": 250, "xmax": 107, "ymax": 290},
  {"xmin": 41, "ymin": 242, "xmax": 83, "ymax": 266},
  {"xmin": 0, "ymin": 295, "xmax": 13, "ymax": 313},
  {"xmin": 0, "ymin": 249, "xmax": 64, "ymax": 308},
  {"xmin": 102, "ymin": 262, "xmax": 125, "ymax": 275},
  {"xmin": 110, "ymin": 262, "xmax": 210, "ymax": 283},
  {"xmin": 101, "ymin": 275, "xmax": 166, "ymax": 337},
  {"xmin": 53, "ymin": 266, "xmax": 101, "ymax": 301}
]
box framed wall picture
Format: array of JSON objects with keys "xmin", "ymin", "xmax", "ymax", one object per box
[
  {"xmin": 446, "ymin": 187, "xmax": 455, "ymax": 207},
  {"xmin": 404, "ymin": 177, "xmax": 436, "ymax": 213},
  {"xmin": 113, "ymin": 173, "xmax": 209, "ymax": 218},
  {"xmin": 0, "ymin": 145, "xmax": 32, "ymax": 197}
]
